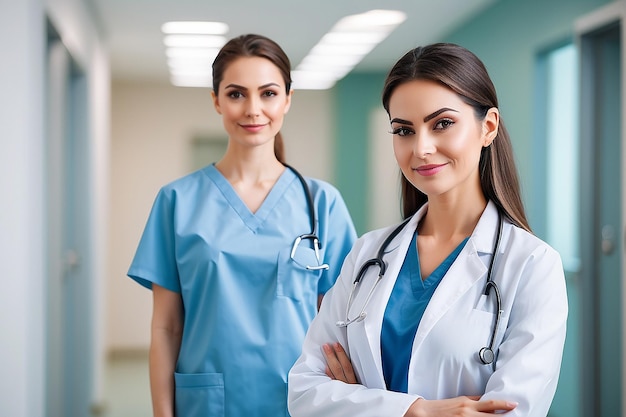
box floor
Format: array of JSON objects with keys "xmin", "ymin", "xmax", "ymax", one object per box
[{"xmin": 103, "ymin": 351, "xmax": 152, "ymax": 417}]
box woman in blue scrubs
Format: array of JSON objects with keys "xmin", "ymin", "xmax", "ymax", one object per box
[{"xmin": 128, "ymin": 34, "xmax": 356, "ymax": 417}]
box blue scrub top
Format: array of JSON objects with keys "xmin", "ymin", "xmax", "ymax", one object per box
[
  {"xmin": 128, "ymin": 164, "xmax": 356, "ymax": 417},
  {"xmin": 381, "ymin": 233, "xmax": 468, "ymax": 393}
]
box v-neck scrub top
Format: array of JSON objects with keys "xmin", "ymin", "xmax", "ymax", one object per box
[
  {"xmin": 381, "ymin": 233, "xmax": 468, "ymax": 393},
  {"xmin": 128, "ymin": 164, "xmax": 357, "ymax": 417}
]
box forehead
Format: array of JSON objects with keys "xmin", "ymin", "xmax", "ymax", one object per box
[
  {"xmin": 220, "ymin": 56, "xmax": 285, "ymax": 88},
  {"xmin": 388, "ymin": 79, "xmax": 468, "ymax": 118}
]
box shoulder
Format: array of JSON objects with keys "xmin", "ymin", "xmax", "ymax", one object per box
[
  {"xmin": 158, "ymin": 166, "xmax": 213, "ymax": 198},
  {"xmin": 505, "ymin": 222, "xmax": 560, "ymax": 259},
  {"xmin": 351, "ymin": 220, "xmax": 411, "ymax": 253},
  {"xmin": 301, "ymin": 176, "xmax": 349, "ymax": 211},
  {"xmin": 500, "ymin": 222, "xmax": 564, "ymax": 282},
  {"xmin": 303, "ymin": 176, "xmax": 342, "ymax": 197}
]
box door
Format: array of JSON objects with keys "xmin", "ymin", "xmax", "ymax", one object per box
[
  {"xmin": 46, "ymin": 24, "xmax": 93, "ymax": 417},
  {"xmin": 576, "ymin": 3, "xmax": 625, "ymax": 416}
]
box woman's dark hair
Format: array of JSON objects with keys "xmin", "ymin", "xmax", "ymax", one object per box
[
  {"xmin": 212, "ymin": 34, "xmax": 292, "ymax": 163},
  {"xmin": 382, "ymin": 43, "xmax": 531, "ymax": 232}
]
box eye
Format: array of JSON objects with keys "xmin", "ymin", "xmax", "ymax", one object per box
[
  {"xmin": 434, "ymin": 118, "xmax": 454, "ymax": 130},
  {"xmin": 262, "ymin": 90, "xmax": 278, "ymax": 98},
  {"xmin": 227, "ymin": 91, "xmax": 244, "ymax": 99},
  {"xmin": 390, "ymin": 126, "xmax": 414, "ymax": 137}
]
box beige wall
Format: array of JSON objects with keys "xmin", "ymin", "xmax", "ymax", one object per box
[{"xmin": 107, "ymin": 81, "xmax": 334, "ymax": 351}]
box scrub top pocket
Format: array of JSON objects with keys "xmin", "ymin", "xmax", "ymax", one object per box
[
  {"xmin": 276, "ymin": 246, "xmax": 321, "ymax": 302},
  {"xmin": 175, "ymin": 372, "xmax": 225, "ymax": 417}
]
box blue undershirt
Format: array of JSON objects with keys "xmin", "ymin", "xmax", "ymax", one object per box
[{"xmin": 381, "ymin": 231, "xmax": 469, "ymax": 393}]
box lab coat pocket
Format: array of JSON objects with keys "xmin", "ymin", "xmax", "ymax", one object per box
[
  {"xmin": 471, "ymin": 295, "xmax": 504, "ymax": 359},
  {"xmin": 276, "ymin": 246, "xmax": 320, "ymax": 302},
  {"xmin": 174, "ymin": 372, "xmax": 224, "ymax": 417}
]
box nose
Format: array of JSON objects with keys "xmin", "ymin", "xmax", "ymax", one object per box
[
  {"xmin": 412, "ymin": 132, "xmax": 435, "ymax": 159},
  {"xmin": 245, "ymin": 97, "xmax": 261, "ymax": 118}
]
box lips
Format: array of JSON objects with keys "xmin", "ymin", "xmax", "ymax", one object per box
[
  {"xmin": 415, "ymin": 163, "xmax": 447, "ymax": 176},
  {"xmin": 239, "ymin": 123, "xmax": 267, "ymax": 133}
]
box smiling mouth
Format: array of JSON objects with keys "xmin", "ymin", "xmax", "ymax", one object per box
[
  {"xmin": 240, "ymin": 123, "xmax": 266, "ymax": 132},
  {"xmin": 415, "ymin": 163, "xmax": 446, "ymax": 176}
]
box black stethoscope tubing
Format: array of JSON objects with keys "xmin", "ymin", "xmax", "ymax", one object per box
[
  {"xmin": 337, "ymin": 209, "xmax": 504, "ymax": 366},
  {"xmin": 479, "ymin": 212, "xmax": 503, "ymax": 365},
  {"xmin": 284, "ymin": 164, "xmax": 329, "ymax": 271},
  {"xmin": 284, "ymin": 164, "xmax": 318, "ymax": 239}
]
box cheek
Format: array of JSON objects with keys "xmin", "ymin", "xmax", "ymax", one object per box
[
  {"xmin": 445, "ymin": 129, "xmax": 483, "ymax": 157},
  {"xmin": 267, "ymin": 101, "xmax": 288, "ymax": 118},
  {"xmin": 219, "ymin": 105, "xmax": 240, "ymax": 121},
  {"xmin": 393, "ymin": 138, "xmax": 412, "ymax": 164}
]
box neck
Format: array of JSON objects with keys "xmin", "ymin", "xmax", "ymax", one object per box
[
  {"xmin": 216, "ymin": 147, "xmax": 283, "ymax": 184},
  {"xmin": 420, "ymin": 197, "xmax": 488, "ymax": 240}
]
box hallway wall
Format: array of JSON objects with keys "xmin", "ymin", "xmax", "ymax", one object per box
[{"xmin": 0, "ymin": 0, "xmax": 110, "ymax": 415}]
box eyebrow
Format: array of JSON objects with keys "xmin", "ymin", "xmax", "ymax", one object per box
[
  {"xmin": 390, "ymin": 117, "xmax": 413, "ymax": 125},
  {"xmin": 423, "ymin": 107, "xmax": 458, "ymax": 122},
  {"xmin": 390, "ymin": 107, "xmax": 459, "ymax": 125},
  {"xmin": 224, "ymin": 82, "xmax": 281, "ymax": 91}
]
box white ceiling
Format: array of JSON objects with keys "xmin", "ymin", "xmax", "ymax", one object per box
[{"xmin": 89, "ymin": 0, "xmax": 498, "ymax": 84}]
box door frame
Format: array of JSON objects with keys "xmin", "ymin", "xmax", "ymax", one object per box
[
  {"xmin": 575, "ymin": 2, "xmax": 626, "ymax": 416},
  {"xmin": 46, "ymin": 22, "xmax": 93, "ymax": 417}
]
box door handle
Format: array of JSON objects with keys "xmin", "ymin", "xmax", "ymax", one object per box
[{"xmin": 601, "ymin": 225, "xmax": 615, "ymax": 255}]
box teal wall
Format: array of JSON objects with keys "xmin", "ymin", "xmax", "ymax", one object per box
[{"xmin": 334, "ymin": 72, "xmax": 386, "ymax": 235}]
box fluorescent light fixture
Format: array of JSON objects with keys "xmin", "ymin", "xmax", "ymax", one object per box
[
  {"xmin": 293, "ymin": 9, "xmax": 406, "ymax": 90},
  {"xmin": 164, "ymin": 34, "xmax": 227, "ymax": 48},
  {"xmin": 299, "ymin": 53, "xmax": 368, "ymax": 69},
  {"xmin": 309, "ymin": 42, "xmax": 375, "ymax": 56},
  {"xmin": 167, "ymin": 58, "xmax": 214, "ymax": 72},
  {"xmin": 320, "ymin": 31, "xmax": 388, "ymax": 45},
  {"xmin": 291, "ymin": 70, "xmax": 337, "ymax": 90},
  {"xmin": 166, "ymin": 47, "xmax": 221, "ymax": 59},
  {"xmin": 334, "ymin": 9, "xmax": 406, "ymax": 30},
  {"xmin": 162, "ymin": 21, "xmax": 229, "ymax": 88},
  {"xmin": 171, "ymin": 74, "xmax": 213, "ymax": 88},
  {"xmin": 170, "ymin": 69, "xmax": 212, "ymax": 79},
  {"xmin": 163, "ymin": 11, "xmax": 406, "ymax": 89},
  {"xmin": 162, "ymin": 21, "xmax": 229, "ymax": 35}
]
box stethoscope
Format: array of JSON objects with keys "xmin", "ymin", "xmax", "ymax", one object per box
[
  {"xmin": 336, "ymin": 210, "xmax": 504, "ymax": 366},
  {"xmin": 284, "ymin": 164, "xmax": 329, "ymax": 271}
]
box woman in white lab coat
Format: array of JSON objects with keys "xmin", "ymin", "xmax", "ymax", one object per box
[{"xmin": 288, "ymin": 43, "xmax": 568, "ymax": 417}]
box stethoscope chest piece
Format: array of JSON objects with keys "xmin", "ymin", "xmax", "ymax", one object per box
[{"xmin": 479, "ymin": 346, "xmax": 495, "ymax": 365}]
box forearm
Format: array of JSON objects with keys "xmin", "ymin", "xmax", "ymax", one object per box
[{"xmin": 149, "ymin": 327, "xmax": 182, "ymax": 417}]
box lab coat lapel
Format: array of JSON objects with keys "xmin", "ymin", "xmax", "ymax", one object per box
[
  {"xmin": 349, "ymin": 209, "xmax": 423, "ymax": 388},
  {"xmin": 412, "ymin": 202, "xmax": 501, "ymax": 352}
]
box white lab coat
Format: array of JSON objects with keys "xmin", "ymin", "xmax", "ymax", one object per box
[{"xmin": 288, "ymin": 201, "xmax": 568, "ymax": 417}]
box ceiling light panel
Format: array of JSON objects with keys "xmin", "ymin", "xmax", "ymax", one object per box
[
  {"xmin": 162, "ymin": 21, "xmax": 229, "ymax": 87},
  {"xmin": 293, "ymin": 9, "xmax": 406, "ymax": 90},
  {"xmin": 161, "ymin": 21, "xmax": 229, "ymax": 35},
  {"xmin": 163, "ymin": 11, "xmax": 406, "ymax": 90}
]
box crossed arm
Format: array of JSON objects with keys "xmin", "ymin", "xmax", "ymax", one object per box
[{"xmin": 321, "ymin": 343, "xmax": 517, "ymax": 416}]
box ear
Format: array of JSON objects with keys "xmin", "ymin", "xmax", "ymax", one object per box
[
  {"xmin": 211, "ymin": 89, "xmax": 222, "ymax": 115},
  {"xmin": 482, "ymin": 107, "xmax": 499, "ymax": 147},
  {"xmin": 283, "ymin": 89, "xmax": 294, "ymax": 114}
]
